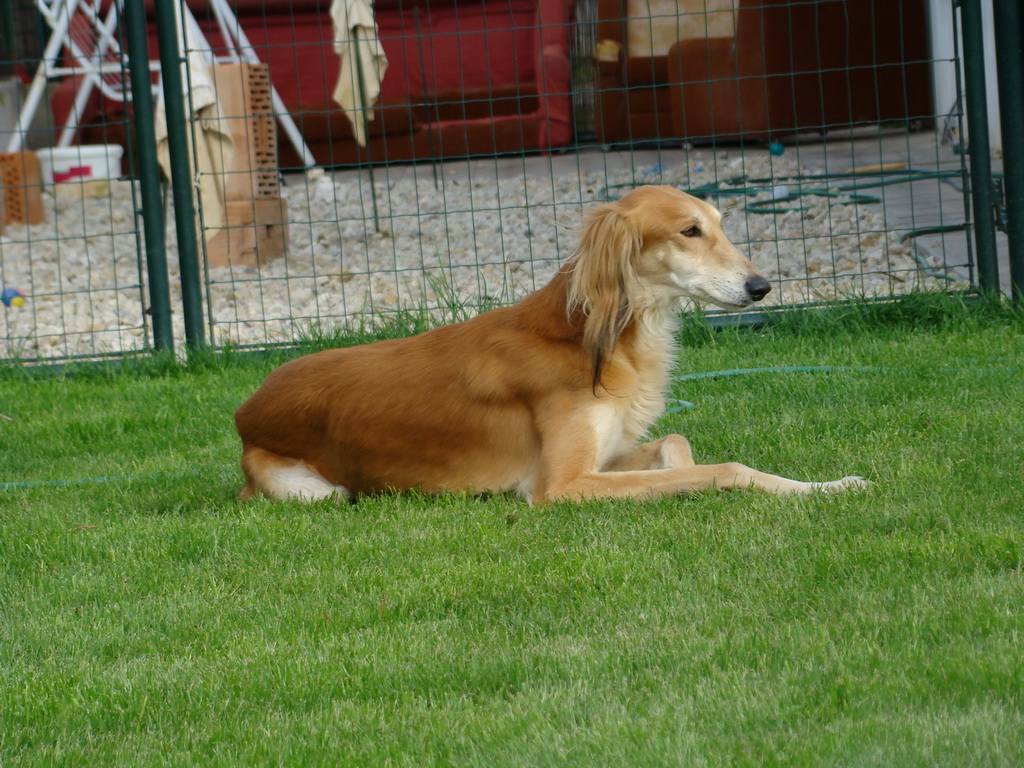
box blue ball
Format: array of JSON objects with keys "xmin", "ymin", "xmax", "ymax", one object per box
[{"xmin": 2, "ymin": 287, "xmax": 26, "ymax": 307}]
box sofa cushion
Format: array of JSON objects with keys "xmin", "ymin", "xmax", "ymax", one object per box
[
  {"xmin": 286, "ymin": 102, "xmax": 420, "ymax": 141},
  {"xmin": 420, "ymin": 85, "xmax": 539, "ymax": 123},
  {"xmin": 623, "ymin": 55, "xmax": 671, "ymax": 88},
  {"xmin": 376, "ymin": 0, "xmax": 539, "ymax": 98}
]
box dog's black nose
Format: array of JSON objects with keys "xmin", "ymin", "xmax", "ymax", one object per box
[{"xmin": 745, "ymin": 277, "xmax": 772, "ymax": 302}]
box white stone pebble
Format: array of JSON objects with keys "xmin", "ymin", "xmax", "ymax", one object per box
[{"xmin": 0, "ymin": 155, "xmax": 958, "ymax": 360}]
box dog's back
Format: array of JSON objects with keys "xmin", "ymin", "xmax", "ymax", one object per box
[{"xmin": 235, "ymin": 275, "xmax": 583, "ymax": 499}]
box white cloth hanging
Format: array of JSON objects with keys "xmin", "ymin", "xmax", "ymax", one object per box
[
  {"xmin": 154, "ymin": 6, "xmax": 234, "ymax": 241},
  {"xmin": 330, "ymin": 0, "xmax": 388, "ymax": 148}
]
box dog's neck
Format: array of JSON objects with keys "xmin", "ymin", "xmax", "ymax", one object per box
[{"xmin": 622, "ymin": 298, "xmax": 680, "ymax": 375}]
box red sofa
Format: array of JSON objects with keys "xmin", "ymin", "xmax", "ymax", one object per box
[
  {"xmin": 667, "ymin": 0, "xmax": 933, "ymax": 142},
  {"xmin": 593, "ymin": 0, "xmax": 932, "ymax": 145},
  {"xmin": 54, "ymin": 0, "xmax": 575, "ymax": 167}
]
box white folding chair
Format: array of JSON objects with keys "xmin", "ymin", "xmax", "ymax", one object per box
[
  {"xmin": 5, "ymin": 0, "xmax": 140, "ymax": 151},
  {"xmin": 6, "ymin": 0, "xmax": 316, "ymax": 169}
]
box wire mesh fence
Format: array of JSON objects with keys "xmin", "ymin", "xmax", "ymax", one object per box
[{"xmin": 0, "ymin": 0, "xmax": 1013, "ymax": 364}]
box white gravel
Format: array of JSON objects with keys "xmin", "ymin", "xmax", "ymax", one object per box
[{"xmin": 0, "ymin": 152, "xmax": 960, "ymax": 360}]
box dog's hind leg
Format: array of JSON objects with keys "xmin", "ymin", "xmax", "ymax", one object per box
[
  {"xmin": 240, "ymin": 446, "xmax": 350, "ymax": 502},
  {"xmin": 238, "ymin": 480, "xmax": 258, "ymax": 501}
]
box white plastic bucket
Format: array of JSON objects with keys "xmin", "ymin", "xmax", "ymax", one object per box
[{"xmin": 35, "ymin": 144, "xmax": 124, "ymax": 185}]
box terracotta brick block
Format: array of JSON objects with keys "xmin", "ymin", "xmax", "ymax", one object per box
[
  {"xmin": 205, "ymin": 198, "xmax": 288, "ymax": 268},
  {"xmin": 210, "ymin": 63, "xmax": 280, "ymax": 202},
  {"xmin": 0, "ymin": 151, "xmax": 45, "ymax": 229}
]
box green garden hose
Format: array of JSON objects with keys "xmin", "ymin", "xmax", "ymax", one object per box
[{"xmin": 599, "ymin": 165, "xmax": 987, "ymax": 284}]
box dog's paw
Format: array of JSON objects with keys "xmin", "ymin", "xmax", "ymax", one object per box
[{"xmin": 813, "ymin": 475, "xmax": 869, "ymax": 493}]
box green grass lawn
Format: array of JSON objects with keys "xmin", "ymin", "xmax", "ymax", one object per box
[{"xmin": 2, "ymin": 296, "xmax": 1023, "ymax": 766}]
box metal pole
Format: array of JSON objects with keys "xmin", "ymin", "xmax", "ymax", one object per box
[
  {"xmin": 959, "ymin": 0, "xmax": 1001, "ymax": 294},
  {"xmin": 153, "ymin": 0, "xmax": 205, "ymax": 349},
  {"xmin": 121, "ymin": 0, "xmax": 173, "ymax": 353},
  {"xmin": 992, "ymin": 0, "xmax": 1024, "ymax": 301},
  {"xmin": 352, "ymin": 37, "xmax": 380, "ymax": 232},
  {"xmin": 414, "ymin": 6, "xmax": 440, "ymax": 190}
]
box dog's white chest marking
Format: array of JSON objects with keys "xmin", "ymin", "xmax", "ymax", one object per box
[
  {"xmin": 588, "ymin": 309, "xmax": 676, "ymax": 471},
  {"xmin": 592, "ymin": 404, "xmax": 626, "ymax": 469}
]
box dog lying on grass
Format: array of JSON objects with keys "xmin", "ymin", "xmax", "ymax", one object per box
[{"xmin": 235, "ymin": 185, "xmax": 865, "ymax": 502}]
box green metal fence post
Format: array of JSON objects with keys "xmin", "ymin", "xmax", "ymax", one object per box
[
  {"xmin": 121, "ymin": 0, "xmax": 173, "ymax": 353},
  {"xmin": 992, "ymin": 0, "xmax": 1024, "ymax": 302},
  {"xmin": 959, "ymin": 0, "xmax": 1001, "ymax": 294},
  {"xmin": 153, "ymin": 0, "xmax": 205, "ymax": 349},
  {"xmin": 0, "ymin": 1, "xmax": 14, "ymax": 58}
]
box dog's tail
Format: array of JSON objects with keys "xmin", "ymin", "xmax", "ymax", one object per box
[{"xmin": 239, "ymin": 446, "xmax": 349, "ymax": 502}]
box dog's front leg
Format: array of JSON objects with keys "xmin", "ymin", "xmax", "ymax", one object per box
[
  {"xmin": 540, "ymin": 463, "xmax": 866, "ymax": 501},
  {"xmin": 603, "ymin": 434, "xmax": 695, "ymax": 471},
  {"xmin": 604, "ymin": 440, "xmax": 866, "ymax": 495},
  {"xmin": 531, "ymin": 401, "xmax": 868, "ymax": 501}
]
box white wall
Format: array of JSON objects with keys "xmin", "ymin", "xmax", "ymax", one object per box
[{"xmin": 929, "ymin": 0, "xmax": 1002, "ymax": 152}]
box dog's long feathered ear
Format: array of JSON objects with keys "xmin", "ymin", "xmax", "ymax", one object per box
[{"xmin": 566, "ymin": 201, "xmax": 642, "ymax": 390}]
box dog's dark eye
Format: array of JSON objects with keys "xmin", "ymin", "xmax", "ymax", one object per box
[{"xmin": 680, "ymin": 225, "xmax": 701, "ymax": 238}]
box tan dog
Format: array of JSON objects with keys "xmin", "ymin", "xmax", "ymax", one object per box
[{"xmin": 235, "ymin": 185, "xmax": 865, "ymax": 502}]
